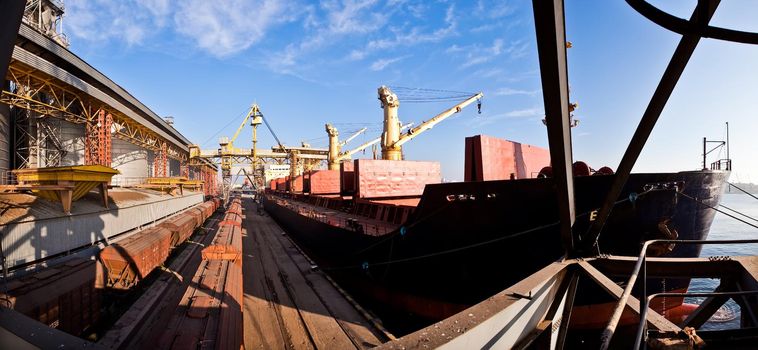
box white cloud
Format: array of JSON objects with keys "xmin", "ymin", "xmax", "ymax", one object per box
[
  {"xmin": 66, "ymin": 0, "xmax": 164, "ymax": 46},
  {"xmin": 459, "ymin": 38, "xmax": 504, "ymax": 68},
  {"xmin": 174, "ymin": 0, "xmax": 296, "ymax": 57},
  {"xmin": 369, "ymin": 56, "xmax": 408, "ymax": 71},
  {"xmin": 494, "ymin": 87, "xmax": 540, "ymax": 96},
  {"xmin": 346, "ymin": 4, "xmax": 458, "ymax": 61},
  {"xmin": 503, "ymin": 107, "xmax": 541, "ymax": 118},
  {"xmin": 468, "ymin": 107, "xmax": 543, "ymax": 127}
]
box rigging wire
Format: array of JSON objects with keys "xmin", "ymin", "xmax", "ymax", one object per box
[{"xmin": 199, "ymin": 107, "xmax": 250, "ymax": 147}]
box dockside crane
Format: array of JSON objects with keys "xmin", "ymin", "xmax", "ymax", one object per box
[
  {"xmin": 325, "ymin": 122, "xmax": 413, "ymax": 170},
  {"xmin": 377, "ymin": 86, "xmax": 483, "ymax": 160},
  {"xmin": 189, "ymin": 103, "xmax": 328, "ymax": 201}
]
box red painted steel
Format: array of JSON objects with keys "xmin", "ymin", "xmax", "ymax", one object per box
[
  {"xmin": 340, "ymin": 161, "xmax": 355, "ymax": 195},
  {"xmin": 99, "ymin": 226, "xmax": 173, "ymax": 290},
  {"xmin": 1, "ymin": 258, "xmax": 101, "ymax": 336},
  {"xmin": 464, "ymin": 135, "xmax": 551, "ymax": 181},
  {"xmin": 291, "ymin": 175, "xmax": 304, "ymax": 193},
  {"xmin": 306, "ymin": 169, "xmax": 341, "ymax": 194},
  {"xmin": 354, "ymin": 159, "xmax": 441, "ymax": 199},
  {"xmin": 160, "ymin": 213, "xmax": 196, "ymax": 248},
  {"xmin": 275, "ymin": 177, "xmax": 286, "ymax": 191}
]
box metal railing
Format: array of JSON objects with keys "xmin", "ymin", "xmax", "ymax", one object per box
[
  {"xmin": 110, "ymin": 176, "xmax": 149, "ymax": 187},
  {"xmin": 710, "ymin": 159, "xmax": 732, "ymax": 171},
  {"xmin": 272, "ymin": 198, "xmax": 393, "ymax": 236},
  {"xmin": 600, "ymin": 238, "xmax": 758, "ymax": 349}
]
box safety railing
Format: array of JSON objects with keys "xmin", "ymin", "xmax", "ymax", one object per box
[
  {"xmin": 600, "ymin": 238, "xmax": 758, "ymax": 350},
  {"xmin": 110, "ymin": 176, "xmax": 149, "ymax": 187},
  {"xmin": 272, "ymin": 198, "xmax": 394, "ymax": 236},
  {"xmin": 710, "ymin": 159, "xmax": 732, "ymax": 171}
]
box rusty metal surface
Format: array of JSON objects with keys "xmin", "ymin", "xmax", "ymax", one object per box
[
  {"xmin": 1, "ymin": 258, "xmax": 101, "ymax": 336},
  {"xmin": 464, "ymin": 135, "xmax": 550, "ymax": 181},
  {"xmin": 99, "ymin": 226, "xmax": 173, "ymax": 290},
  {"xmin": 159, "ymin": 213, "xmax": 196, "ymax": 247},
  {"xmin": 155, "ymin": 198, "xmax": 244, "ymax": 350},
  {"xmin": 354, "ymin": 159, "xmax": 440, "ymax": 199}
]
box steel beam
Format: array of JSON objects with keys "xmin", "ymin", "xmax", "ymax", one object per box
[
  {"xmin": 585, "ymin": 0, "xmax": 721, "ymax": 253},
  {"xmin": 532, "ymin": 0, "xmax": 575, "ymax": 252}
]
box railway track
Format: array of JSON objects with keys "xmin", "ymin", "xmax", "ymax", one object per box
[{"xmin": 242, "ymin": 197, "xmax": 389, "ymax": 349}]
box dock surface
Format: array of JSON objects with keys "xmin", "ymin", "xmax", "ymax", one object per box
[{"xmin": 242, "ymin": 197, "xmax": 389, "ymax": 349}]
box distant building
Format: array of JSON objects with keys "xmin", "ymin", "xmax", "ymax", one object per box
[{"xmin": 264, "ymin": 164, "xmax": 291, "ymax": 183}]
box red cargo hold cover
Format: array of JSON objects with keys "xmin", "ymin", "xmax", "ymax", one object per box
[
  {"xmin": 354, "ymin": 159, "xmax": 441, "ymax": 199},
  {"xmin": 291, "ymin": 175, "xmax": 304, "ymax": 193},
  {"xmin": 464, "ymin": 135, "xmax": 550, "ymax": 181},
  {"xmin": 307, "ymin": 170, "xmax": 340, "ymax": 194}
]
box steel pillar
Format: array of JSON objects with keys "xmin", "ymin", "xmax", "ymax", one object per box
[
  {"xmin": 585, "ymin": 0, "xmax": 720, "ymax": 254},
  {"xmin": 532, "ymin": 0, "xmax": 576, "ymax": 253},
  {"xmin": 153, "ymin": 142, "xmax": 168, "ymax": 177},
  {"xmin": 85, "ymin": 110, "xmax": 112, "ymax": 166}
]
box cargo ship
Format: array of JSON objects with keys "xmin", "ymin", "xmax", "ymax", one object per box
[{"xmin": 262, "ymin": 87, "xmax": 730, "ymax": 331}]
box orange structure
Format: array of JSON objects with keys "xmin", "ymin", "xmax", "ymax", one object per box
[{"xmin": 84, "ymin": 110, "xmax": 113, "ymax": 166}]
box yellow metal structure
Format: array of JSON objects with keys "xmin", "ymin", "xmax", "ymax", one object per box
[
  {"xmin": 2, "ymin": 61, "xmax": 188, "ymax": 161},
  {"xmin": 377, "ymin": 85, "xmax": 483, "ymax": 160},
  {"xmin": 188, "ymin": 103, "xmax": 327, "ymax": 200},
  {"xmin": 326, "ymin": 123, "xmax": 412, "ymax": 170},
  {"xmin": 12, "ymin": 165, "xmax": 119, "ymax": 213}
]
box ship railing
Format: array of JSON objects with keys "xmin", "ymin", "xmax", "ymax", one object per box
[
  {"xmin": 710, "ymin": 159, "xmax": 732, "ymax": 171},
  {"xmin": 298, "ymin": 206, "xmax": 391, "ymax": 236},
  {"xmin": 601, "ymin": 238, "xmax": 758, "ymax": 349}
]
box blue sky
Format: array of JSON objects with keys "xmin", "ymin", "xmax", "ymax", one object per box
[{"xmin": 63, "ymin": 0, "xmax": 758, "ymax": 182}]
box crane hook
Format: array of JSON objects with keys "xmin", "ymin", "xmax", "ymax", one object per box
[{"xmin": 477, "ymin": 98, "xmax": 482, "ymax": 114}]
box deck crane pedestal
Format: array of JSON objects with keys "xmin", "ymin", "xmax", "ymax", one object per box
[{"xmin": 377, "ymin": 86, "xmax": 483, "ymax": 160}]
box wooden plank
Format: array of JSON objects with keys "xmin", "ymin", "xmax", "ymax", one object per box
[
  {"xmin": 257, "ymin": 215, "xmax": 356, "ymax": 349},
  {"xmin": 242, "ymin": 205, "xmax": 312, "ymax": 349},
  {"xmin": 269, "ymin": 221, "xmax": 389, "ymax": 347}
]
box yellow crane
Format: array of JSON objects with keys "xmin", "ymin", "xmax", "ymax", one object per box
[
  {"xmin": 325, "ymin": 122, "xmax": 413, "ymax": 170},
  {"xmin": 377, "ymin": 86, "xmax": 483, "ymax": 160},
  {"xmin": 189, "ymin": 103, "xmax": 327, "ymax": 200}
]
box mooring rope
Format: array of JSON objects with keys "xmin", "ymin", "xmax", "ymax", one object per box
[
  {"xmin": 678, "ymin": 192, "xmax": 758, "ymax": 230},
  {"xmin": 727, "ymin": 181, "xmax": 758, "ymax": 202}
]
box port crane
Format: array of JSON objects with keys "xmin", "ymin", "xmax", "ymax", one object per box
[
  {"xmin": 325, "ymin": 122, "xmax": 413, "ymax": 170},
  {"xmin": 189, "ymin": 103, "xmax": 327, "ymax": 200},
  {"xmin": 377, "ymin": 86, "xmax": 483, "ymax": 160}
]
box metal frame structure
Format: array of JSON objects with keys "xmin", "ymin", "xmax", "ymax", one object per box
[{"xmin": 2, "ymin": 62, "xmax": 188, "ymax": 163}]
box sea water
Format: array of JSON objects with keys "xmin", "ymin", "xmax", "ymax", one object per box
[{"xmin": 687, "ymin": 193, "xmax": 758, "ymax": 330}]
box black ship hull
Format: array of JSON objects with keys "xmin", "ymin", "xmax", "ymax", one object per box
[{"xmin": 263, "ymin": 170, "xmax": 729, "ymax": 329}]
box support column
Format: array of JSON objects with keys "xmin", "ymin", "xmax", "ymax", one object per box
[
  {"xmin": 85, "ymin": 110, "xmax": 112, "ymax": 166},
  {"xmin": 153, "ymin": 142, "xmax": 167, "ymax": 177}
]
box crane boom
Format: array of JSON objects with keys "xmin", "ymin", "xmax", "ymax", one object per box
[
  {"xmin": 230, "ymin": 104, "xmax": 260, "ymax": 145},
  {"xmin": 340, "ymin": 127, "xmax": 367, "ymax": 146},
  {"xmin": 393, "ymin": 92, "xmax": 483, "ymax": 148},
  {"xmin": 335, "ymin": 123, "xmax": 412, "ymax": 162}
]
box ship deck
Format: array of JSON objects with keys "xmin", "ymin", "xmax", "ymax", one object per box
[{"xmin": 269, "ymin": 195, "xmax": 400, "ymax": 236}]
